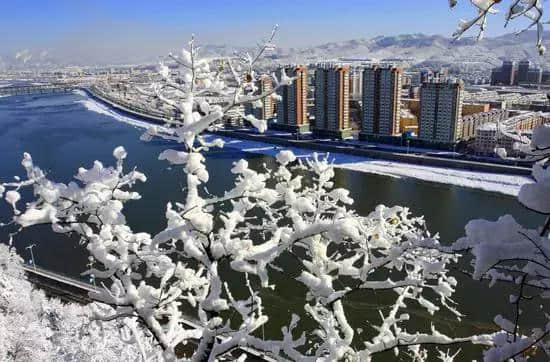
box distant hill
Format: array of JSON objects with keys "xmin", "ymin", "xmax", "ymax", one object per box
[
  {"xmin": 4, "ymin": 31, "xmax": 550, "ymax": 70},
  {"xmin": 255, "ymin": 31, "xmax": 550, "ymax": 70}
]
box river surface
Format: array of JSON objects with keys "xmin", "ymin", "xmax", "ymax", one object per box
[{"xmin": 0, "ymin": 92, "xmax": 544, "ymax": 358}]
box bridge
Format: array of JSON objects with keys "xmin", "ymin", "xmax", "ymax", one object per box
[
  {"xmin": 23, "ymin": 263, "xmax": 274, "ymax": 361},
  {"xmin": 0, "ymin": 83, "xmax": 78, "ymax": 97}
]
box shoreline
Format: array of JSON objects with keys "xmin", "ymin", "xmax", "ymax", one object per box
[{"xmin": 76, "ymin": 89, "xmax": 532, "ymax": 197}]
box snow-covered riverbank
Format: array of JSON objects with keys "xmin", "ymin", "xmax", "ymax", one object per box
[
  {"xmin": 205, "ymin": 136, "xmax": 530, "ymax": 196},
  {"xmin": 76, "ymin": 97, "xmax": 174, "ymax": 132},
  {"xmin": 74, "ymin": 92, "xmax": 532, "ymax": 196}
]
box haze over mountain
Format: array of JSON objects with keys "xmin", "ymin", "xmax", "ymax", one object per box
[{"xmin": 3, "ymin": 31, "xmax": 550, "ymax": 71}]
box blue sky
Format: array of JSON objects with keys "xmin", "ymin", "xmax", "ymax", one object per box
[{"xmin": 0, "ymin": 0, "xmax": 521, "ymax": 63}]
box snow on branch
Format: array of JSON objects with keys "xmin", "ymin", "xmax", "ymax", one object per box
[
  {"xmin": 452, "ymin": 123, "xmax": 550, "ymax": 360},
  {"xmin": 450, "ymin": 0, "xmax": 547, "ymax": 55},
  {"xmin": 1, "ymin": 27, "xmax": 500, "ymax": 360},
  {"xmin": 130, "ymin": 25, "xmax": 289, "ymax": 150},
  {"xmin": 1, "ymin": 147, "xmax": 493, "ymax": 360}
]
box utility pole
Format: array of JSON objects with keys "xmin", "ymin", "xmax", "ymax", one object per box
[{"xmin": 26, "ymin": 244, "xmax": 36, "ymax": 269}]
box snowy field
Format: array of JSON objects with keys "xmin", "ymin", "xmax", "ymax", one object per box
[{"xmin": 73, "ymin": 92, "xmax": 532, "ymax": 197}]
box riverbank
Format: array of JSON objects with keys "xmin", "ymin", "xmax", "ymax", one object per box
[{"xmin": 78, "ymin": 89, "xmax": 532, "ymax": 196}]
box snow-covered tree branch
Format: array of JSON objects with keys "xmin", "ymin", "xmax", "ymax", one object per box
[
  {"xmin": 2, "ymin": 29, "xmax": 494, "ymax": 361},
  {"xmin": 450, "ymin": 0, "xmax": 547, "ymax": 55},
  {"xmin": 134, "ymin": 25, "xmax": 287, "ymax": 144},
  {"xmin": 452, "ymin": 124, "xmax": 550, "ymax": 361}
]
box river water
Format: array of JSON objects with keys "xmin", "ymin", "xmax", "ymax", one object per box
[{"xmin": 0, "ymin": 92, "xmax": 543, "ymax": 358}]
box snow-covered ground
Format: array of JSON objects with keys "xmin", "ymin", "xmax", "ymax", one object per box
[
  {"xmin": 74, "ymin": 92, "xmax": 532, "ymax": 196},
  {"xmin": 337, "ymin": 161, "xmax": 528, "ymax": 195},
  {"xmin": 75, "ymin": 96, "xmax": 173, "ymax": 132},
  {"xmin": 205, "ymin": 136, "xmax": 530, "ymax": 196}
]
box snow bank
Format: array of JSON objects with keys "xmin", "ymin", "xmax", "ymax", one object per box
[
  {"xmin": 202, "ymin": 134, "xmax": 531, "ymax": 196},
  {"xmin": 72, "ymin": 89, "xmax": 87, "ymax": 97},
  {"xmin": 337, "ymin": 161, "xmax": 529, "ymax": 196},
  {"xmin": 75, "ymin": 97, "xmax": 171, "ymax": 132},
  {"xmin": 75, "ymin": 93, "xmax": 531, "ymax": 196}
]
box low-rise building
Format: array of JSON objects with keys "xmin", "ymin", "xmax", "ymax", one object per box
[
  {"xmin": 402, "ymin": 98, "xmax": 420, "ymax": 118},
  {"xmin": 461, "ymin": 109, "xmax": 508, "ymax": 141},
  {"xmin": 399, "ymin": 108, "xmax": 418, "ymax": 134},
  {"xmin": 473, "ymin": 111, "xmax": 550, "ymax": 155},
  {"xmin": 462, "ymin": 103, "xmax": 490, "ymax": 117}
]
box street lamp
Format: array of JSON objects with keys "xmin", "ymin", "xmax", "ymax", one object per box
[{"xmin": 26, "ymin": 244, "xmax": 36, "ymax": 269}]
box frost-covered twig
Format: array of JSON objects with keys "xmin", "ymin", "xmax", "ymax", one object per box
[
  {"xmin": 1, "ymin": 28, "xmax": 500, "ymax": 361},
  {"xmin": 453, "ymin": 124, "xmax": 550, "ymax": 360},
  {"xmin": 450, "ymin": 0, "xmax": 547, "ymax": 55}
]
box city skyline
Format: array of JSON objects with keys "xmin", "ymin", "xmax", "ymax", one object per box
[{"xmin": 1, "ymin": 0, "xmax": 538, "ymax": 66}]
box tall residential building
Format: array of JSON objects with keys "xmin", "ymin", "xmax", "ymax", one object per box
[
  {"xmin": 360, "ymin": 65, "xmax": 402, "ymax": 140},
  {"xmin": 491, "ymin": 60, "xmax": 517, "ymax": 85},
  {"xmin": 313, "ymin": 64, "xmax": 352, "ymax": 139},
  {"xmin": 274, "ymin": 65, "xmax": 309, "ymax": 133},
  {"xmin": 502, "ymin": 61, "xmax": 517, "ymax": 85},
  {"xmin": 517, "ymin": 60, "xmax": 531, "ymax": 84},
  {"xmin": 419, "ymin": 79, "xmax": 464, "ymax": 144},
  {"xmin": 244, "ymin": 76, "xmax": 274, "ymax": 121},
  {"xmin": 528, "ymin": 68, "xmax": 542, "ymax": 84},
  {"xmin": 490, "ymin": 68, "xmax": 501, "ymax": 86}
]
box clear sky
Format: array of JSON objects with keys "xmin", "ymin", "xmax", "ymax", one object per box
[{"xmin": 0, "ymin": 0, "xmax": 523, "ymax": 64}]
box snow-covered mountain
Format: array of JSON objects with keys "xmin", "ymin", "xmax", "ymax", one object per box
[
  {"xmin": 190, "ymin": 31, "xmax": 550, "ymax": 72},
  {"xmin": 3, "ymin": 31, "xmax": 550, "ymax": 70},
  {"xmin": 260, "ymin": 31, "xmax": 550, "ymax": 70}
]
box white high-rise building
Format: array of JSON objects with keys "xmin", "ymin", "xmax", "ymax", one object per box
[{"xmin": 419, "ymin": 79, "xmax": 464, "ymax": 144}]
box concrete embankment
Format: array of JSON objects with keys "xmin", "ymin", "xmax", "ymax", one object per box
[{"xmin": 83, "ymin": 88, "xmax": 532, "ymax": 177}]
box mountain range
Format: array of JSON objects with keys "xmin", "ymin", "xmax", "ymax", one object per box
[
  {"xmin": 3, "ymin": 31, "xmax": 550, "ymax": 70},
  {"xmin": 261, "ymin": 31, "xmax": 550, "ymax": 70}
]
